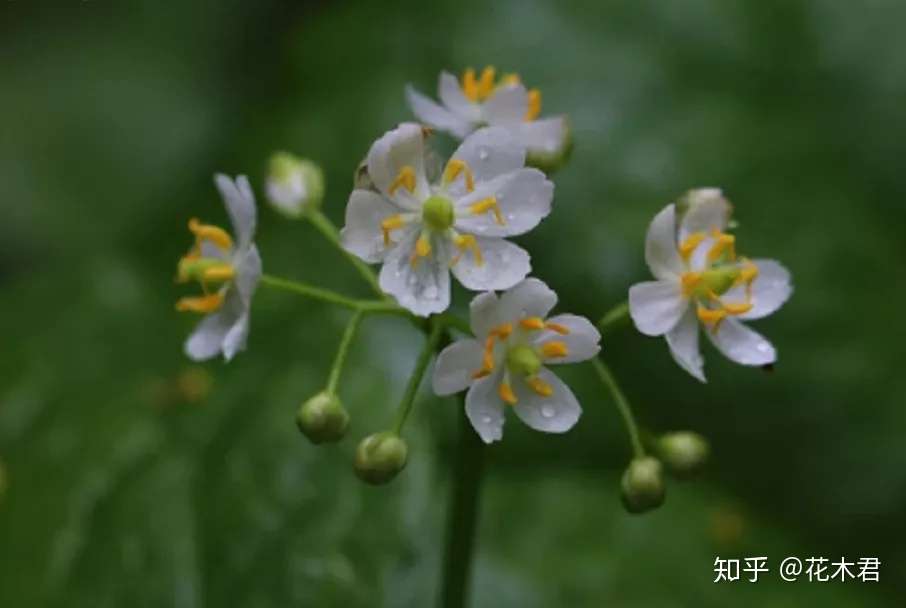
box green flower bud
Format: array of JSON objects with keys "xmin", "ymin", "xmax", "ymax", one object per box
[
  {"xmin": 525, "ymin": 117, "xmax": 573, "ymax": 173},
  {"xmin": 621, "ymin": 457, "xmax": 666, "ymax": 514},
  {"xmin": 658, "ymin": 431, "xmax": 709, "ymax": 479},
  {"xmin": 296, "ymin": 391, "xmax": 349, "ymax": 444},
  {"xmin": 354, "ymin": 432, "xmax": 408, "ymax": 485},
  {"xmin": 266, "ymin": 152, "xmax": 325, "ymax": 218}
]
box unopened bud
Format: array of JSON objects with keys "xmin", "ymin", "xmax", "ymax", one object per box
[
  {"xmin": 296, "ymin": 391, "xmax": 349, "ymax": 444},
  {"xmin": 525, "ymin": 117, "xmax": 573, "ymax": 173},
  {"xmin": 354, "ymin": 432, "xmax": 408, "ymax": 485},
  {"xmin": 621, "ymin": 456, "xmax": 666, "ymax": 514},
  {"xmin": 658, "ymin": 431, "xmax": 709, "ymax": 479},
  {"xmin": 676, "ymin": 187, "xmax": 728, "ymax": 219},
  {"xmin": 266, "ymin": 152, "xmax": 325, "ymax": 217}
]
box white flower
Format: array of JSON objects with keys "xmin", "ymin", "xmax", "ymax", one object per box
[
  {"xmin": 628, "ymin": 189, "xmax": 793, "ymax": 382},
  {"xmin": 340, "ymin": 122, "xmax": 553, "ymax": 316},
  {"xmin": 265, "ymin": 152, "xmax": 324, "ymax": 218},
  {"xmin": 406, "ymin": 67, "xmax": 570, "ymax": 168},
  {"xmin": 176, "ymin": 174, "xmax": 262, "ymax": 361},
  {"xmin": 433, "ymin": 278, "xmax": 601, "ymax": 443}
]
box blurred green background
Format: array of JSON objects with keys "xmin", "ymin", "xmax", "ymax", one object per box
[{"xmin": 2, "ymin": 1, "xmax": 904, "ymax": 606}]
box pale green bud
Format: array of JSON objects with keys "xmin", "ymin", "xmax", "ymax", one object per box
[
  {"xmin": 621, "ymin": 457, "xmax": 666, "ymax": 514},
  {"xmin": 266, "ymin": 152, "xmax": 325, "ymax": 218},
  {"xmin": 354, "ymin": 432, "xmax": 408, "ymax": 485},
  {"xmin": 658, "ymin": 431, "xmax": 709, "ymax": 479},
  {"xmin": 296, "ymin": 391, "xmax": 349, "ymax": 444},
  {"xmin": 525, "ymin": 117, "xmax": 573, "ymax": 173}
]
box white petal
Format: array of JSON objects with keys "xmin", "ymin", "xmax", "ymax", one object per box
[
  {"xmin": 446, "ymin": 127, "xmax": 526, "ymax": 200},
  {"xmin": 482, "ymin": 84, "xmax": 528, "ymax": 126},
  {"xmin": 644, "ymin": 204, "xmax": 683, "ymax": 280},
  {"xmin": 184, "ymin": 291, "xmax": 243, "ymax": 362},
  {"xmin": 450, "ymin": 237, "xmax": 530, "ymax": 292},
  {"xmin": 378, "ymin": 230, "xmax": 451, "ymax": 316},
  {"xmin": 465, "ymin": 372, "xmax": 507, "ymax": 443},
  {"xmin": 215, "ymin": 174, "xmax": 256, "ymax": 250},
  {"xmin": 433, "ymin": 338, "xmax": 483, "ymax": 396},
  {"xmin": 707, "ymin": 318, "xmax": 776, "ymax": 366},
  {"xmin": 628, "ymin": 280, "xmax": 688, "ymax": 336},
  {"xmin": 738, "ymin": 259, "xmax": 792, "ymax": 320},
  {"xmin": 512, "ymin": 367, "xmax": 581, "ymax": 434},
  {"xmin": 340, "ymin": 189, "xmax": 404, "ymax": 263},
  {"xmin": 678, "ymin": 188, "xmax": 731, "ymax": 242},
  {"xmin": 405, "ymin": 86, "xmax": 473, "ymax": 139},
  {"xmin": 453, "ymin": 168, "xmax": 553, "ymax": 238},
  {"xmin": 438, "ymin": 71, "xmax": 480, "ymax": 122},
  {"xmin": 665, "ymin": 307, "xmax": 705, "ymax": 382},
  {"xmin": 498, "ymin": 277, "xmax": 558, "ymax": 322},
  {"xmin": 469, "ymin": 291, "xmax": 501, "ymax": 338},
  {"xmin": 222, "ymin": 312, "xmax": 250, "ymax": 361},
  {"xmin": 233, "ymin": 244, "xmax": 261, "ymax": 306},
  {"xmin": 534, "ymin": 314, "xmax": 601, "ymax": 364},
  {"xmin": 515, "ymin": 116, "xmax": 568, "ymax": 156},
  {"xmin": 366, "ymin": 123, "xmax": 431, "ymax": 207}
]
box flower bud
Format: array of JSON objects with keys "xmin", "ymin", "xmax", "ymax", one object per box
[
  {"xmin": 525, "ymin": 118, "xmax": 573, "ymax": 173},
  {"xmin": 620, "ymin": 456, "xmax": 666, "ymax": 514},
  {"xmin": 354, "ymin": 432, "xmax": 408, "ymax": 485},
  {"xmin": 676, "ymin": 187, "xmax": 727, "ymax": 219},
  {"xmin": 657, "ymin": 431, "xmax": 709, "ymax": 479},
  {"xmin": 266, "ymin": 152, "xmax": 325, "ymax": 217},
  {"xmin": 296, "ymin": 391, "xmax": 349, "ymax": 444}
]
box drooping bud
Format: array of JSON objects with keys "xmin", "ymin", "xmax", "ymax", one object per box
[
  {"xmin": 266, "ymin": 152, "xmax": 325, "ymax": 218},
  {"xmin": 354, "ymin": 432, "xmax": 408, "ymax": 485},
  {"xmin": 525, "ymin": 117, "xmax": 573, "ymax": 173},
  {"xmin": 296, "ymin": 391, "xmax": 349, "ymax": 444},
  {"xmin": 620, "ymin": 456, "xmax": 666, "ymax": 514},
  {"xmin": 657, "ymin": 431, "xmax": 709, "ymax": 479}
]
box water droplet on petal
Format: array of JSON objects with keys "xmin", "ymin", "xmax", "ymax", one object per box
[
  {"xmin": 476, "ymin": 225, "xmax": 487, "ymax": 233},
  {"xmin": 755, "ymin": 342, "xmax": 771, "ymax": 353},
  {"xmin": 481, "ymin": 414, "xmax": 493, "ymax": 424},
  {"xmin": 506, "ymin": 213, "xmax": 516, "ymax": 221},
  {"xmin": 479, "ymin": 147, "xmax": 489, "ymax": 161},
  {"xmin": 541, "ymin": 405, "xmax": 556, "ymax": 418}
]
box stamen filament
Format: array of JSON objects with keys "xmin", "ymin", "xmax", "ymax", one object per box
[
  {"xmin": 498, "ymin": 381, "xmax": 517, "ymax": 405},
  {"xmin": 520, "ymin": 317, "xmax": 545, "ymax": 330},
  {"xmin": 526, "ymin": 376, "xmax": 553, "ymax": 397},
  {"xmin": 707, "ymin": 229, "xmax": 736, "ymax": 263},
  {"xmin": 388, "ymin": 165, "xmax": 416, "ymax": 196},
  {"xmin": 462, "ymin": 68, "xmax": 478, "ymax": 101},
  {"xmin": 540, "ymin": 341, "xmax": 569, "ymax": 359},
  {"xmin": 477, "ymin": 66, "xmax": 496, "ymax": 99},
  {"xmin": 469, "ymin": 196, "xmax": 505, "ymax": 225},
  {"xmin": 544, "ymin": 322, "xmax": 570, "ymax": 335},
  {"xmin": 442, "ymin": 159, "xmax": 475, "ymax": 192},
  {"xmin": 176, "ymin": 293, "xmax": 224, "ymax": 314},
  {"xmin": 381, "ymin": 214, "xmax": 406, "ymax": 246},
  {"xmin": 525, "ymin": 89, "xmax": 541, "ymax": 122},
  {"xmin": 451, "ymin": 234, "xmax": 484, "ymax": 267},
  {"xmin": 679, "ymin": 232, "xmax": 706, "ymax": 261},
  {"xmin": 189, "ymin": 218, "xmax": 233, "ymax": 251}
]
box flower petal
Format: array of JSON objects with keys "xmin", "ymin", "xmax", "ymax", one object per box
[
  {"xmin": 533, "ymin": 314, "xmax": 601, "ymax": 364},
  {"xmin": 215, "ymin": 174, "xmax": 256, "ymax": 250},
  {"xmin": 451, "ymin": 237, "xmax": 530, "ymax": 292},
  {"xmin": 233, "ymin": 244, "xmax": 262, "ymax": 306},
  {"xmin": 515, "ymin": 116, "xmax": 569, "ymax": 156},
  {"xmin": 644, "ymin": 204, "xmax": 683, "ymax": 280},
  {"xmin": 665, "ymin": 307, "xmax": 705, "ymax": 382},
  {"xmin": 184, "ymin": 290, "xmax": 243, "ymax": 361},
  {"xmin": 706, "ymin": 318, "xmax": 776, "ymax": 366},
  {"xmin": 629, "ymin": 280, "xmax": 687, "ymax": 336},
  {"xmin": 469, "ymin": 291, "xmax": 501, "ymax": 338},
  {"xmin": 465, "ymin": 371, "xmax": 507, "ymax": 444},
  {"xmin": 222, "ymin": 312, "xmax": 250, "ymax": 362},
  {"xmin": 678, "ymin": 188, "xmax": 731, "ymax": 242},
  {"xmin": 378, "ymin": 229, "xmax": 451, "ymax": 316},
  {"xmin": 512, "ymin": 367, "xmax": 581, "ymax": 434},
  {"xmin": 446, "ymin": 127, "xmax": 526, "ymax": 200},
  {"xmin": 453, "ymin": 168, "xmax": 553, "ymax": 238},
  {"xmin": 438, "ymin": 71, "xmax": 481, "ymax": 122},
  {"xmin": 433, "ymin": 338, "xmax": 483, "ymax": 396},
  {"xmin": 498, "ymin": 277, "xmax": 558, "ymax": 322},
  {"xmin": 737, "ymin": 259, "xmax": 792, "ymax": 320},
  {"xmin": 340, "ymin": 189, "xmax": 405, "ymax": 263},
  {"xmin": 366, "ymin": 122, "xmax": 431, "ymax": 208},
  {"xmin": 482, "ymin": 84, "xmax": 529, "ymax": 126},
  {"xmin": 405, "ymin": 86, "xmax": 473, "ymax": 139}
]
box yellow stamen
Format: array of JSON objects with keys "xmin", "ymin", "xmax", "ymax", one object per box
[
  {"xmin": 201, "ymin": 264, "xmax": 236, "ymax": 283},
  {"xmin": 738, "ymin": 260, "xmax": 759, "ymax": 299},
  {"xmin": 520, "ymin": 317, "xmax": 546, "ymax": 330},
  {"xmin": 544, "ymin": 322, "xmax": 570, "ymax": 335},
  {"xmin": 451, "ymin": 234, "xmax": 483, "ymax": 267},
  {"xmin": 707, "ymin": 229, "xmax": 736, "ymax": 263},
  {"xmin": 477, "ymin": 66, "xmax": 496, "ymax": 99},
  {"xmin": 176, "ymin": 293, "xmax": 224, "ymax": 314},
  {"xmin": 481, "ymin": 335, "xmax": 497, "ymax": 373},
  {"xmin": 525, "ymin": 88, "xmax": 541, "ymax": 122},
  {"xmin": 381, "ymin": 214, "xmax": 406, "ymax": 246},
  {"xmin": 541, "ymin": 341, "xmax": 569, "ymax": 359},
  {"xmin": 696, "ymin": 305, "xmax": 727, "ymax": 331},
  {"xmin": 526, "ymin": 376, "xmax": 553, "ymax": 397},
  {"xmin": 492, "ymin": 323, "xmax": 513, "ymax": 340},
  {"xmin": 499, "ymin": 381, "xmax": 518, "ymax": 405},
  {"xmin": 409, "ymin": 234, "xmax": 432, "ymax": 267},
  {"xmin": 462, "ymin": 68, "xmax": 479, "ymax": 101},
  {"xmin": 471, "ymin": 368, "xmax": 491, "ymax": 380},
  {"xmin": 388, "ymin": 165, "xmax": 416, "ymax": 195},
  {"xmin": 501, "ymin": 73, "xmax": 521, "ymax": 86},
  {"xmin": 679, "ymin": 232, "xmax": 706, "ymax": 261},
  {"xmin": 188, "ymin": 218, "xmax": 232, "ymax": 251},
  {"xmin": 681, "ymin": 271, "xmax": 702, "ymax": 297},
  {"xmin": 469, "ymin": 196, "xmax": 505, "ymax": 225},
  {"xmin": 443, "ymin": 159, "xmax": 475, "ymax": 192},
  {"xmin": 723, "ymin": 301, "xmax": 753, "ymax": 315}
]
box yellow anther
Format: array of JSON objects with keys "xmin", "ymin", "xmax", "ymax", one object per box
[
  {"xmin": 498, "ymin": 381, "xmax": 518, "ymax": 405},
  {"xmin": 722, "ymin": 301, "xmax": 753, "ymax": 315},
  {"xmin": 443, "ymin": 159, "xmax": 474, "ymax": 192},
  {"xmin": 462, "ymin": 67, "xmax": 479, "ymax": 101},
  {"xmin": 477, "ymin": 66, "xmax": 496, "ymax": 99},
  {"xmin": 388, "ymin": 165, "xmax": 416, "ymax": 195},
  {"xmin": 738, "ymin": 260, "xmax": 759, "ymax": 299},
  {"xmin": 188, "ymin": 218, "xmax": 233, "ymax": 251},
  {"xmin": 491, "ymin": 323, "xmax": 513, "ymax": 340},
  {"xmin": 544, "ymin": 322, "xmax": 570, "ymax": 335},
  {"xmin": 520, "ymin": 317, "xmax": 546, "ymax": 330},
  {"xmin": 541, "ymin": 341, "xmax": 569, "ymax": 359},
  {"xmin": 707, "ymin": 229, "xmax": 736, "ymax": 263},
  {"xmin": 501, "ymin": 73, "xmax": 521, "ymax": 86},
  {"xmin": 409, "ymin": 234, "xmax": 432, "ymax": 267},
  {"xmin": 471, "ymin": 368, "xmax": 491, "ymax": 380},
  {"xmin": 176, "ymin": 293, "xmax": 224, "ymax": 314},
  {"xmin": 696, "ymin": 305, "xmax": 727, "ymax": 331},
  {"xmin": 451, "ymin": 234, "xmax": 484, "ymax": 267},
  {"xmin": 679, "ymin": 232, "xmax": 706, "ymax": 261},
  {"xmin": 525, "ymin": 88, "xmax": 541, "ymax": 122},
  {"xmin": 681, "ymin": 271, "xmax": 703, "ymax": 297},
  {"xmin": 380, "ymin": 214, "xmax": 406, "ymax": 246},
  {"xmin": 481, "ymin": 335, "xmax": 497, "ymax": 372},
  {"xmin": 526, "ymin": 376, "xmax": 553, "ymax": 397},
  {"xmin": 469, "ymin": 196, "xmax": 505, "ymax": 225},
  {"xmin": 201, "ymin": 264, "xmax": 236, "ymax": 283}
]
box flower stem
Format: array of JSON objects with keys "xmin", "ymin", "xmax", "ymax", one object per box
[
  {"xmin": 592, "ymin": 357, "xmax": 645, "ymax": 458},
  {"xmin": 326, "ymin": 310, "xmax": 363, "ymax": 394},
  {"xmin": 392, "ymin": 318, "xmax": 444, "ymax": 434},
  {"xmin": 440, "ymin": 399, "xmax": 484, "ymax": 608},
  {"xmin": 305, "ymin": 209, "xmax": 385, "ymax": 298},
  {"xmin": 597, "ymin": 300, "xmax": 630, "ymax": 335},
  {"xmin": 259, "ymin": 274, "xmax": 407, "ymax": 317}
]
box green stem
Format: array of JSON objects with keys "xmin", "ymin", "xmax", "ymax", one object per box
[
  {"xmin": 259, "ymin": 274, "xmax": 407, "ymax": 317},
  {"xmin": 592, "ymin": 357, "xmax": 645, "ymax": 458},
  {"xmin": 326, "ymin": 310, "xmax": 363, "ymax": 394},
  {"xmin": 306, "ymin": 209, "xmax": 385, "ymax": 298},
  {"xmin": 392, "ymin": 318, "xmax": 445, "ymax": 434},
  {"xmin": 597, "ymin": 300, "xmax": 630, "ymax": 335}
]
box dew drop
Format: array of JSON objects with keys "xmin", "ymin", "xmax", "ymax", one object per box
[
  {"xmin": 479, "ymin": 147, "xmax": 489, "ymax": 161},
  {"xmin": 755, "ymin": 342, "xmax": 771, "ymax": 353},
  {"xmin": 481, "ymin": 414, "xmax": 493, "ymax": 424},
  {"xmin": 506, "ymin": 213, "xmax": 516, "ymax": 221},
  {"xmin": 541, "ymin": 405, "xmax": 556, "ymax": 418},
  {"xmin": 476, "ymin": 225, "xmax": 487, "ymax": 233}
]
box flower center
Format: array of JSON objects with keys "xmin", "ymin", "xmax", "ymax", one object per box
[
  {"xmin": 422, "ymin": 195, "xmax": 454, "ymax": 232},
  {"xmin": 506, "ymin": 344, "xmax": 541, "ymax": 378},
  {"xmin": 176, "ymin": 218, "xmax": 235, "ymax": 314}
]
